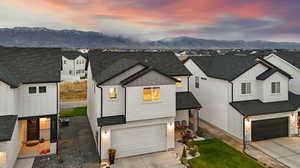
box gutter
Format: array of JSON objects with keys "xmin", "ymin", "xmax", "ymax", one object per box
[
  {"xmin": 243, "ymin": 116, "xmax": 246, "ymax": 152},
  {"xmin": 97, "ymin": 85, "xmax": 103, "ymax": 164}
]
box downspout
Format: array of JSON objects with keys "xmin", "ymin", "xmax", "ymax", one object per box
[
  {"xmin": 187, "ymin": 76, "xmax": 190, "ymax": 91},
  {"xmin": 229, "ymin": 81, "xmax": 234, "ymax": 102},
  {"xmin": 243, "ymin": 116, "xmax": 246, "ymax": 153},
  {"xmin": 56, "ymin": 82, "xmax": 59, "ymax": 156},
  {"xmin": 98, "ymin": 85, "xmax": 103, "ymax": 164}
]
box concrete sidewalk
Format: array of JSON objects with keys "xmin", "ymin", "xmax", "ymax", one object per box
[
  {"xmin": 14, "ymin": 158, "xmax": 34, "ymax": 168},
  {"xmin": 199, "ymin": 119, "xmax": 287, "ymax": 168}
]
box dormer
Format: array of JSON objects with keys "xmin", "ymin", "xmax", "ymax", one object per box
[{"xmin": 256, "ymin": 66, "xmax": 292, "ymax": 103}]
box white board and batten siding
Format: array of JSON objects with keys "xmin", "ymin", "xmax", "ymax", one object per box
[
  {"xmin": 266, "ymin": 54, "xmax": 300, "ymax": 94},
  {"xmin": 0, "ymin": 81, "xmax": 17, "ymax": 116},
  {"xmin": 17, "ymin": 83, "xmax": 58, "ymax": 118},
  {"xmin": 185, "ymin": 59, "xmax": 244, "ymax": 139}
]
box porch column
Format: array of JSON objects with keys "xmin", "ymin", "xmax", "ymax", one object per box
[{"xmin": 50, "ymin": 115, "xmax": 58, "ymax": 143}]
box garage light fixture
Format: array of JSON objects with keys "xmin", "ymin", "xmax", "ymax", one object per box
[{"xmin": 245, "ymin": 118, "xmax": 251, "ymax": 128}]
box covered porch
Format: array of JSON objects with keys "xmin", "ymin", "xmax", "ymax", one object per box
[
  {"xmin": 18, "ymin": 115, "xmax": 57, "ymax": 158},
  {"xmin": 175, "ymin": 92, "xmax": 202, "ymax": 141}
]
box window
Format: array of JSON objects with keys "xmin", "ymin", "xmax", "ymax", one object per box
[
  {"xmin": 195, "ymin": 76, "xmax": 200, "ymax": 88},
  {"xmin": 272, "ymin": 82, "xmax": 280, "ymax": 94},
  {"xmin": 29, "ymin": 87, "xmax": 37, "ymax": 94},
  {"xmin": 144, "ymin": 87, "xmax": 160, "ymax": 101},
  {"xmin": 76, "ymin": 70, "xmax": 80, "ymax": 75},
  {"xmin": 241, "ymin": 82, "xmax": 251, "ymax": 95},
  {"xmin": 63, "ymin": 60, "xmax": 67, "ymax": 64},
  {"xmin": 69, "ymin": 70, "xmax": 73, "ymax": 75},
  {"xmin": 0, "ymin": 152, "xmax": 6, "ymax": 167},
  {"xmin": 76, "ymin": 60, "xmax": 80, "ymax": 64},
  {"xmin": 109, "ymin": 88, "xmax": 117, "ymax": 99},
  {"xmin": 39, "ymin": 86, "xmax": 47, "ymax": 93},
  {"xmin": 175, "ymin": 78, "xmax": 182, "ymax": 87}
]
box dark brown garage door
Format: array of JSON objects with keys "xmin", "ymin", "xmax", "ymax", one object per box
[{"xmin": 251, "ymin": 117, "xmax": 289, "ymax": 141}]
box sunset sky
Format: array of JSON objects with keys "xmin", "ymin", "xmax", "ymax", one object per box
[{"xmin": 1, "ymin": 0, "xmax": 299, "ymax": 42}]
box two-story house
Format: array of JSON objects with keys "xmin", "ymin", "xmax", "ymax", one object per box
[
  {"xmin": 185, "ymin": 55, "xmax": 299, "ymax": 143},
  {"xmin": 0, "ymin": 47, "xmax": 61, "ymax": 168},
  {"xmin": 61, "ymin": 50, "xmax": 87, "ymax": 82},
  {"xmin": 87, "ymin": 51, "xmax": 201, "ymax": 161}
]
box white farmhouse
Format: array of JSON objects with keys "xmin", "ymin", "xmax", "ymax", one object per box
[
  {"xmin": 87, "ymin": 51, "xmax": 201, "ymax": 161},
  {"xmin": 264, "ymin": 52, "xmax": 300, "ymax": 94},
  {"xmin": 185, "ymin": 55, "xmax": 300, "ymax": 144},
  {"xmin": 61, "ymin": 50, "xmax": 87, "ymax": 82},
  {"xmin": 0, "ymin": 47, "xmax": 61, "ymax": 168}
]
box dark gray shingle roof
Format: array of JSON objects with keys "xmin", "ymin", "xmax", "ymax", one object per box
[
  {"xmin": 62, "ymin": 51, "xmax": 87, "ymax": 60},
  {"xmin": 190, "ymin": 56, "xmax": 258, "ymax": 81},
  {"xmin": 0, "ymin": 115, "xmax": 17, "ymax": 142},
  {"xmin": 97, "ymin": 115, "xmax": 126, "ymax": 126},
  {"xmin": 176, "ymin": 92, "xmax": 202, "ymax": 110},
  {"xmin": 0, "ymin": 47, "xmax": 62, "ymax": 87},
  {"xmin": 275, "ymin": 52, "xmax": 300, "ymax": 69},
  {"xmin": 88, "ymin": 51, "xmax": 192, "ymax": 84},
  {"xmin": 230, "ymin": 96, "xmax": 298, "ymax": 117},
  {"xmin": 256, "ymin": 69, "xmax": 278, "ymax": 80}
]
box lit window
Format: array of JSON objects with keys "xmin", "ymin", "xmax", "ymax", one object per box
[
  {"xmin": 39, "ymin": 86, "xmax": 47, "ymax": 93},
  {"xmin": 271, "ymin": 82, "xmax": 280, "ymax": 94},
  {"xmin": 0, "ymin": 152, "xmax": 6, "ymax": 167},
  {"xmin": 175, "ymin": 78, "xmax": 183, "ymax": 87},
  {"xmin": 195, "ymin": 76, "xmax": 200, "ymax": 88},
  {"xmin": 241, "ymin": 82, "xmax": 251, "ymax": 94},
  {"xmin": 29, "ymin": 87, "xmax": 37, "ymax": 94},
  {"xmin": 144, "ymin": 87, "xmax": 160, "ymax": 101},
  {"xmin": 109, "ymin": 88, "xmax": 117, "ymax": 99}
]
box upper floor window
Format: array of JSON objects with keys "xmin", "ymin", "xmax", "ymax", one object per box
[
  {"xmin": 175, "ymin": 78, "xmax": 183, "ymax": 87},
  {"xmin": 39, "ymin": 86, "xmax": 47, "ymax": 93},
  {"xmin": 271, "ymin": 82, "xmax": 280, "ymax": 94},
  {"xmin": 241, "ymin": 82, "xmax": 251, "ymax": 95},
  {"xmin": 144, "ymin": 87, "xmax": 160, "ymax": 101},
  {"xmin": 195, "ymin": 76, "xmax": 200, "ymax": 88},
  {"xmin": 29, "ymin": 86, "xmax": 47, "ymax": 94},
  {"xmin": 109, "ymin": 88, "xmax": 118, "ymax": 99},
  {"xmin": 29, "ymin": 87, "xmax": 37, "ymax": 94},
  {"xmin": 0, "ymin": 152, "xmax": 6, "ymax": 167},
  {"xmin": 63, "ymin": 60, "xmax": 67, "ymax": 64}
]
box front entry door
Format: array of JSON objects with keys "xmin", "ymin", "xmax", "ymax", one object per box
[{"xmin": 27, "ymin": 119, "xmax": 40, "ymax": 141}]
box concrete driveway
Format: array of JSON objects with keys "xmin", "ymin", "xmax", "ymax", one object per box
[
  {"xmin": 252, "ymin": 137, "xmax": 300, "ymax": 168},
  {"xmin": 114, "ymin": 151, "xmax": 184, "ymax": 168}
]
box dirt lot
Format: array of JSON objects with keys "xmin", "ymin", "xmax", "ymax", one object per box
[{"xmin": 60, "ymin": 81, "xmax": 87, "ymax": 102}]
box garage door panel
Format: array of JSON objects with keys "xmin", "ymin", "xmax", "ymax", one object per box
[
  {"xmin": 252, "ymin": 117, "xmax": 289, "ymax": 141},
  {"xmin": 111, "ymin": 124, "xmax": 167, "ymax": 158}
]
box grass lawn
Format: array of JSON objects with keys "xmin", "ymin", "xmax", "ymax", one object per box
[
  {"xmin": 188, "ymin": 139, "xmax": 264, "ymax": 168},
  {"xmin": 60, "ymin": 106, "xmax": 87, "ymax": 118}
]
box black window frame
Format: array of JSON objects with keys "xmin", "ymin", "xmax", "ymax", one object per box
[
  {"xmin": 29, "ymin": 87, "xmax": 37, "ymax": 94},
  {"xmin": 39, "ymin": 86, "xmax": 47, "ymax": 93}
]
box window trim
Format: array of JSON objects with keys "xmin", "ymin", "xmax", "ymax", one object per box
[
  {"xmin": 195, "ymin": 76, "xmax": 200, "ymax": 88},
  {"xmin": 29, "ymin": 86, "xmax": 37, "ymax": 94},
  {"xmin": 241, "ymin": 82, "xmax": 251, "ymax": 95},
  {"xmin": 109, "ymin": 88, "xmax": 118, "ymax": 99},
  {"xmin": 271, "ymin": 82, "xmax": 281, "ymax": 94},
  {"xmin": 38, "ymin": 86, "xmax": 47, "ymax": 94},
  {"xmin": 143, "ymin": 87, "xmax": 161, "ymax": 102}
]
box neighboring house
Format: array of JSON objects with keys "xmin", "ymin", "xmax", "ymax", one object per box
[
  {"xmin": 264, "ymin": 52, "xmax": 300, "ymax": 95},
  {"xmin": 0, "ymin": 47, "xmax": 61, "ymax": 168},
  {"xmin": 185, "ymin": 55, "xmax": 299, "ymax": 143},
  {"xmin": 61, "ymin": 51, "xmax": 87, "ymax": 82},
  {"xmin": 87, "ymin": 51, "xmax": 201, "ymax": 161}
]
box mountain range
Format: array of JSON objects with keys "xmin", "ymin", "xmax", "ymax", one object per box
[{"xmin": 1, "ymin": 27, "xmax": 300, "ymax": 49}]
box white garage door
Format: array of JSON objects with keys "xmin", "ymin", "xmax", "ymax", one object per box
[{"xmin": 111, "ymin": 124, "xmax": 167, "ymax": 158}]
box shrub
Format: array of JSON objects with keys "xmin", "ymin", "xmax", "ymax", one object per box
[{"xmin": 196, "ymin": 127, "xmax": 204, "ymax": 137}]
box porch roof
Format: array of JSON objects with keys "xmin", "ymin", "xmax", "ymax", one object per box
[
  {"xmin": 97, "ymin": 115, "xmax": 126, "ymax": 127},
  {"xmin": 176, "ymin": 92, "xmax": 202, "ymax": 110},
  {"xmin": 230, "ymin": 98, "xmax": 298, "ymax": 117},
  {"xmin": 0, "ymin": 115, "xmax": 17, "ymax": 142}
]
